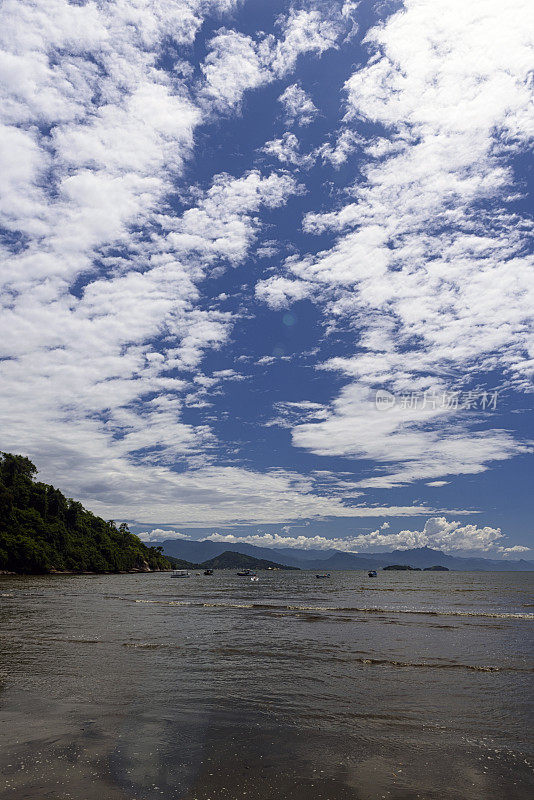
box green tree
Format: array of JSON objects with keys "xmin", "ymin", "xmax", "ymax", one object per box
[{"xmin": 0, "ymin": 453, "xmax": 170, "ymax": 574}]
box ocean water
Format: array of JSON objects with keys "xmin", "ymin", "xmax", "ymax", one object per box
[{"xmin": 0, "ymin": 569, "xmax": 533, "ymax": 800}]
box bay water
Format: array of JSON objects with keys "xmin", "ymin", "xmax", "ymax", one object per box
[{"xmin": 0, "ymin": 570, "xmax": 533, "ymax": 799}]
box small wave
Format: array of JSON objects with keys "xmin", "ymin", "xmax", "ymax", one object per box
[
  {"xmin": 122, "ymin": 642, "xmax": 161, "ymax": 650},
  {"xmin": 355, "ymin": 657, "xmax": 532, "ymax": 673},
  {"xmin": 287, "ymin": 605, "xmax": 534, "ymax": 620},
  {"xmin": 34, "ymin": 636, "xmax": 103, "ymax": 644},
  {"xmin": 132, "ymin": 598, "xmax": 534, "ymax": 620},
  {"xmin": 69, "ymin": 638, "xmax": 102, "ymax": 644},
  {"xmin": 215, "ymin": 646, "xmax": 532, "ymax": 673}
]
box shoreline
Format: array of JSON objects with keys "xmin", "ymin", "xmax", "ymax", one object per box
[{"xmin": 0, "ymin": 568, "xmax": 173, "ymax": 576}]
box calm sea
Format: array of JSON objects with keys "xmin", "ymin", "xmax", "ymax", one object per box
[{"xmin": 0, "ymin": 570, "xmax": 533, "ymax": 800}]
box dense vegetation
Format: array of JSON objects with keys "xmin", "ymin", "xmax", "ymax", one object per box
[{"xmin": 0, "ymin": 453, "xmax": 170, "ymax": 574}]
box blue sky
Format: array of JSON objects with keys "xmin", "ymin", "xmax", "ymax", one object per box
[{"xmin": 1, "ymin": 0, "xmax": 532, "ymax": 557}]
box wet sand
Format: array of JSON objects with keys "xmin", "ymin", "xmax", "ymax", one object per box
[{"xmin": 2, "ymin": 692, "xmax": 532, "ymax": 800}]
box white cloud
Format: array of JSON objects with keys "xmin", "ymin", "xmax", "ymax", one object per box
[
  {"xmin": 498, "ymin": 545, "xmax": 531, "ymax": 556},
  {"xmin": 200, "ymin": 29, "xmax": 269, "ymax": 112},
  {"xmin": 289, "ymin": 384, "xmax": 531, "ymax": 487},
  {"xmin": 404, "ymin": 517, "xmax": 505, "ymax": 553},
  {"xmin": 160, "ymin": 170, "xmax": 300, "ymax": 264},
  {"xmin": 255, "ymin": 275, "xmax": 314, "ymax": 308},
  {"xmin": 269, "ymin": 8, "xmax": 343, "ymax": 76},
  {"xmin": 256, "ymin": 0, "xmax": 534, "ymax": 486},
  {"xmin": 206, "ymin": 516, "xmax": 523, "ymax": 555},
  {"xmin": 341, "ymin": 2, "xmax": 360, "ymax": 42},
  {"xmin": 138, "ymin": 529, "xmax": 191, "ymax": 543},
  {"xmin": 0, "ymin": 0, "xmax": 301, "ymax": 511},
  {"xmin": 12, "ymin": 451, "xmax": 432, "ymax": 526},
  {"xmin": 200, "ymin": 7, "xmax": 344, "ymax": 112},
  {"xmin": 318, "ymin": 128, "xmax": 361, "ymax": 166},
  {"xmin": 278, "ymin": 83, "xmax": 318, "ymax": 125},
  {"xmin": 262, "ymin": 132, "xmax": 316, "ymax": 169},
  {"xmin": 0, "ymin": 2, "xmax": 204, "ymax": 298}
]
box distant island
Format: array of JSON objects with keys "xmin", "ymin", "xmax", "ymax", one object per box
[
  {"xmin": 199, "ymin": 550, "xmax": 298, "ymax": 571},
  {"xmin": 0, "ymin": 453, "xmax": 169, "ymax": 574},
  {"xmin": 167, "ymin": 550, "xmax": 297, "ymax": 571},
  {"xmin": 382, "ymin": 564, "xmax": 450, "ymax": 571}
]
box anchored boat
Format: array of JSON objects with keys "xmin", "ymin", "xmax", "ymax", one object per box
[{"xmin": 171, "ymin": 569, "xmax": 189, "ymax": 578}]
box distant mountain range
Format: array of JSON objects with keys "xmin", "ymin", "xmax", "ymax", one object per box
[{"xmin": 156, "ymin": 539, "xmax": 534, "ymax": 572}]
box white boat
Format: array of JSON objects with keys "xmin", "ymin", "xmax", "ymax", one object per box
[
  {"xmin": 250, "ymin": 575, "xmax": 259, "ymax": 582},
  {"xmin": 171, "ymin": 569, "xmax": 190, "ymax": 578}
]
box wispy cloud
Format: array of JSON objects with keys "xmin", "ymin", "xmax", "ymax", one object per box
[
  {"xmin": 278, "ymin": 83, "xmax": 318, "ymax": 126},
  {"xmin": 257, "ymin": 0, "xmax": 534, "ymax": 487},
  {"xmin": 262, "ymin": 132, "xmax": 316, "ymax": 169}
]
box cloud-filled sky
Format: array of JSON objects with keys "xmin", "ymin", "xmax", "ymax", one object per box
[{"xmin": 1, "ymin": 0, "xmax": 533, "ymax": 556}]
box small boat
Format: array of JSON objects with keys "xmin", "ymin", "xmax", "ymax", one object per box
[
  {"xmin": 250, "ymin": 575, "xmax": 259, "ymax": 582},
  {"xmin": 171, "ymin": 569, "xmax": 189, "ymax": 578},
  {"xmin": 204, "ymin": 569, "xmax": 214, "ymax": 576},
  {"xmin": 236, "ymin": 569, "xmax": 256, "ymax": 576},
  {"xmin": 368, "ymin": 570, "xmax": 377, "ymax": 578},
  {"xmin": 316, "ymin": 573, "xmax": 331, "ymax": 579}
]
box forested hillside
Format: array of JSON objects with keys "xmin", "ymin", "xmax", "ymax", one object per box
[{"xmin": 0, "ymin": 453, "xmax": 169, "ymax": 574}]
